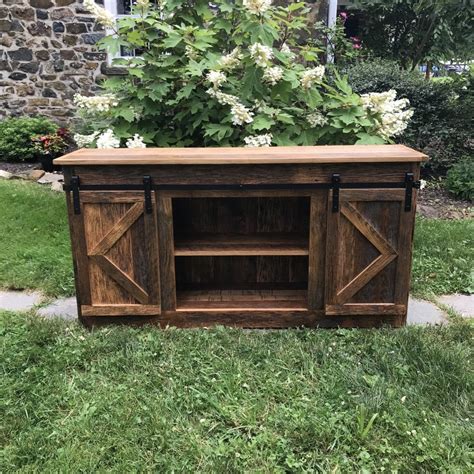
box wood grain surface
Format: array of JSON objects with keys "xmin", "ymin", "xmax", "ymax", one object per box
[{"xmin": 55, "ymin": 145, "xmax": 428, "ymax": 165}]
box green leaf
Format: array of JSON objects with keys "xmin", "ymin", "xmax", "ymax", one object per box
[
  {"xmin": 288, "ymin": 2, "xmax": 306, "ymax": 12},
  {"xmin": 355, "ymin": 133, "xmax": 386, "ymax": 145},
  {"xmin": 129, "ymin": 68, "xmax": 144, "ymax": 78},
  {"xmin": 204, "ymin": 123, "xmax": 233, "ymax": 141},
  {"xmin": 241, "ymin": 66, "xmax": 265, "ymax": 97},
  {"xmin": 276, "ymin": 113, "xmax": 295, "ymax": 125},
  {"xmin": 162, "ymin": 33, "xmax": 182, "ymax": 49},
  {"xmin": 252, "ymin": 115, "xmax": 275, "ymax": 131},
  {"xmin": 117, "ymin": 108, "xmax": 135, "ymax": 123}
]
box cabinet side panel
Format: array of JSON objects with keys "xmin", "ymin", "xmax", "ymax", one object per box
[
  {"xmin": 308, "ymin": 193, "xmax": 327, "ymax": 310},
  {"xmin": 157, "ymin": 195, "xmax": 177, "ymax": 310},
  {"xmin": 65, "ymin": 191, "xmax": 91, "ymax": 308}
]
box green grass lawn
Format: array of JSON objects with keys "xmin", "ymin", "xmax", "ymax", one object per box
[
  {"xmin": 0, "ymin": 180, "xmax": 473, "ymax": 471},
  {"xmin": 0, "ymin": 180, "xmax": 74, "ymax": 297},
  {"xmin": 1, "ymin": 311, "xmax": 472, "ymax": 471},
  {"xmin": 0, "ymin": 179, "xmax": 472, "ymax": 298}
]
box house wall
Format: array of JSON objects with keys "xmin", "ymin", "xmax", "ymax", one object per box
[
  {"xmin": 0, "ymin": 1, "xmax": 328, "ymax": 126},
  {"xmin": 0, "ymin": 0, "xmax": 108, "ymax": 125}
]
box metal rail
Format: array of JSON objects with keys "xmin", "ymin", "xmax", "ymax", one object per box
[{"xmin": 64, "ymin": 173, "xmax": 420, "ymax": 215}]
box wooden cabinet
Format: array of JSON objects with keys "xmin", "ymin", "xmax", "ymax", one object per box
[{"xmin": 55, "ymin": 145, "xmax": 426, "ymax": 328}]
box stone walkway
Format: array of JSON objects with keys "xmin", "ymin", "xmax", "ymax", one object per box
[{"xmin": 0, "ymin": 290, "xmax": 472, "ymax": 325}]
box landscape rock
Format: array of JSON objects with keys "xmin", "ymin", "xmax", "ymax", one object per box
[
  {"xmin": 27, "ymin": 169, "xmax": 45, "ymax": 181},
  {"xmin": 0, "ymin": 170, "xmax": 13, "ymax": 179},
  {"xmin": 51, "ymin": 181, "xmax": 63, "ymax": 192},
  {"xmin": 38, "ymin": 172, "xmax": 63, "ymax": 184}
]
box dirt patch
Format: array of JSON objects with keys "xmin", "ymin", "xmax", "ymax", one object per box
[
  {"xmin": 0, "ymin": 162, "xmax": 42, "ymax": 175},
  {"xmin": 417, "ymin": 187, "xmax": 473, "ymax": 219}
]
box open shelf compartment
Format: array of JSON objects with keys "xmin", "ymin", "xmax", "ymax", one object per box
[
  {"xmin": 172, "ymin": 196, "xmax": 310, "ymax": 311},
  {"xmin": 175, "ymin": 255, "xmax": 309, "ymax": 311}
]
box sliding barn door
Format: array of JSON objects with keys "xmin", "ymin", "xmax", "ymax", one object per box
[
  {"xmin": 325, "ymin": 189, "xmax": 415, "ymax": 318},
  {"xmin": 68, "ymin": 191, "xmax": 161, "ymax": 318}
]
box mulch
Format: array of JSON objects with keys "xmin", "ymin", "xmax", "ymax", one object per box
[
  {"xmin": 0, "ymin": 162, "xmax": 42, "ymax": 174},
  {"xmin": 417, "ymin": 187, "xmax": 473, "ymax": 219}
]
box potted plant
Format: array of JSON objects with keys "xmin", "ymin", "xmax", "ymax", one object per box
[{"xmin": 32, "ymin": 128, "xmax": 72, "ymax": 172}]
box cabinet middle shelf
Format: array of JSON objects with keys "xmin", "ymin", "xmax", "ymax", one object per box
[{"xmin": 174, "ymin": 233, "xmax": 309, "ymax": 256}]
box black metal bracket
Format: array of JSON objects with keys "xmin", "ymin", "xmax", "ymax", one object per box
[
  {"xmin": 71, "ymin": 175, "xmax": 81, "ymax": 215},
  {"xmin": 404, "ymin": 172, "xmax": 421, "ymax": 212},
  {"xmin": 143, "ymin": 175, "xmax": 153, "ymax": 214},
  {"xmin": 331, "ymin": 173, "xmax": 340, "ymax": 212}
]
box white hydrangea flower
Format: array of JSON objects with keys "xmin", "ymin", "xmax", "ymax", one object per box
[
  {"xmin": 244, "ymin": 133, "xmax": 272, "ymax": 147},
  {"xmin": 243, "ymin": 0, "xmax": 272, "ymax": 15},
  {"xmin": 74, "ymin": 94, "xmax": 119, "ymax": 112},
  {"xmin": 73, "ymin": 132, "xmax": 98, "ymax": 148},
  {"xmin": 301, "ymin": 66, "xmax": 325, "ymax": 89},
  {"xmin": 126, "ymin": 134, "xmax": 146, "ymax": 148},
  {"xmin": 185, "ymin": 45, "xmax": 198, "ymax": 60},
  {"xmin": 307, "ymin": 111, "xmax": 328, "ymax": 127},
  {"xmin": 96, "ymin": 129, "xmax": 120, "ymax": 149},
  {"xmin": 206, "ymin": 88, "xmax": 239, "ymax": 107},
  {"xmin": 249, "ymin": 43, "xmax": 273, "ymax": 68},
  {"xmin": 262, "ymin": 66, "xmax": 283, "ymax": 86},
  {"xmin": 83, "ymin": 0, "xmax": 115, "ymax": 28},
  {"xmin": 230, "ymin": 103, "xmax": 254, "ymax": 125},
  {"xmin": 281, "ymin": 43, "xmax": 292, "ymax": 55},
  {"xmin": 361, "ymin": 90, "xmax": 414, "ymax": 140},
  {"xmin": 218, "ymin": 48, "xmax": 243, "ymax": 70},
  {"xmin": 206, "ymin": 89, "xmax": 253, "ymax": 126},
  {"xmin": 206, "ymin": 70, "xmax": 226, "ymax": 89}
]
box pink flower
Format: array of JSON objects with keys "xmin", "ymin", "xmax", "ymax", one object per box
[
  {"xmin": 339, "ymin": 11, "xmax": 348, "ymax": 21},
  {"xmin": 353, "ymin": 44, "xmax": 361, "ymax": 49}
]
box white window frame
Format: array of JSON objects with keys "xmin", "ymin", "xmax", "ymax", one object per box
[{"xmin": 103, "ymin": 0, "xmax": 139, "ymax": 63}]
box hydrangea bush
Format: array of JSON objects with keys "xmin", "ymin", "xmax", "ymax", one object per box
[{"xmin": 75, "ymin": 0, "xmax": 413, "ymax": 148}]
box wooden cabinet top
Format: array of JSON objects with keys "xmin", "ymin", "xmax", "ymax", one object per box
[{"xmin": 55, "ymin": 144, "xmax": 427, "ymax": 166}]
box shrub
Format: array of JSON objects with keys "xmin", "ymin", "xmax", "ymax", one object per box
[
  {"xmin": 74, "ymin": 1, "xmax": 413, "ymax": 148},
  {"xmin": 0, "ymin": 117, "xmax": 57, "ymax": 162},
  {"xmin": 345, "ymin": 59, "xmax": 473, "ymax": 175},
  {"xmin": 445, "ymin": 159, "xmax": 474, "ymax": 201}
]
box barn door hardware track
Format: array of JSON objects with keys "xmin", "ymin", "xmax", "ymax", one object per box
[{"xmin": 65, "ymin": 173, "xmax": 420, "ymax": 215}]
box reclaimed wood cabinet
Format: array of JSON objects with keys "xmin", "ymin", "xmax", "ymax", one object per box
[{"xmin": 54, "ymin": 145, "xmax": 427, "ymax": 328}]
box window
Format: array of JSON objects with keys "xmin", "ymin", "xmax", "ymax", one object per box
[{"xmin": 103, "ymin": 0, "xmax": 155, "ymax": 59}]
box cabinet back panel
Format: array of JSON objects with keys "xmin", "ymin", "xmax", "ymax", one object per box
[
  {"xmin": 173, "ymin": 197, "xmax": 310, "ymax": 235},
  {"xmin": 175, "ymin": 256, "xmax": 308, "ymax": 290}
]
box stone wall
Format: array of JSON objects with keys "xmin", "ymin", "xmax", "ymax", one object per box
[{"xmin": 0, "ymin": 0, "xmax": 108, "ymax": 125}]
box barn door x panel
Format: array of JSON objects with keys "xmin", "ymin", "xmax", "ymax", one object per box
[
  {"xmin": 69, "ymin": 191, "xmax": 161, "ymax": 317},
  {"xmin": 325, "ymin": 189, "xmax": 415, "ymax": 317}
]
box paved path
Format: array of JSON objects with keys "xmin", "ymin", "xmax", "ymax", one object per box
[
  {"xmin": 407, "ymin": 297, "xmax": 448, "ymax": 325},
  {"xmin": 37, "ymin": 297, "xmax": 78, "ymax": 321},
  {"xmin": 1, "ymin": 290, "xmax": 472, "ymax": 325},
  {"xmin": 438, "ymin": 294, "xmax": 474, "ymax": 318},
  {"xmin": 0, "ymin": 291, "xmax": 42, "ymax": 311}
]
